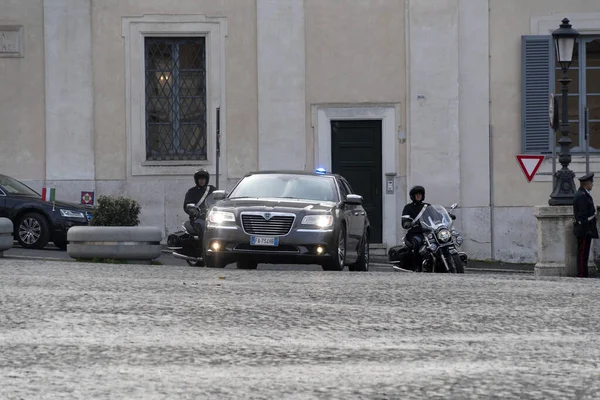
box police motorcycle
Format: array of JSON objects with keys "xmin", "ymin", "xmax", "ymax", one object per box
[
  {"xmin": 388, "ymin": 203, "xmax": 468, "ymax": 273},
  {"xmin": 167, "ymin": 191, "xmax": 218, "ymax": 267}
]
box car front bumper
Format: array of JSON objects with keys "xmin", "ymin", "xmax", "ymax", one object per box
[{"xmin": 203, "ymin": 223, "xmax": 337, "ymax": 265}]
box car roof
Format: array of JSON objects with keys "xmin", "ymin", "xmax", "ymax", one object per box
[{"xmin": 243, "ymin": 170, "xmax": 342, "ymax": 179}]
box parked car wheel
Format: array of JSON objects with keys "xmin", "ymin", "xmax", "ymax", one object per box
[
  {"xmin": 349, "ymin": 231, "xmax": 369, "ymax": 272},
  {"xmin": 17, "ymin": 212, "xmax": 50, "ymax": 249},
  {"xmin": 322, "ymin": 225, "xmax": 346, "ymax": 271}
]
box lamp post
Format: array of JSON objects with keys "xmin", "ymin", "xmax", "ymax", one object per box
[{"xmin": 549, "ymin": 18, "xmax": 580, "ymax": 206}]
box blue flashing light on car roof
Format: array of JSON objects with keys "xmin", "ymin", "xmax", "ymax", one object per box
[{"xmin": 315, "ymin": 167, "xmax": 327, "ymax": 174}]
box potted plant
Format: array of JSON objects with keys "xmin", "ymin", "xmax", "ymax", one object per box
[{"xmin": 66, "ymin": 195, "xmax": 162, "ymax": 263}]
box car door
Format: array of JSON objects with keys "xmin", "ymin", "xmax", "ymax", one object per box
[
  {"xmin": 337, "ymin": 178, "xmax": 360, "ymax": 259},
  {"xmin": 341, "ymin": 178, "xmax": 366, "ymax": 243},
  {"xmin": 336, "ymin": 178, "xmax": 355, "ymax": 252},
  {"xmin": 0, "ymin": 187, "xmax": 7, "ymax": 218}
]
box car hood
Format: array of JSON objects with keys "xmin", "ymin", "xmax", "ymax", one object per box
[
  {"xmin": 9, "ymin": 195, "xmax": 93, "ymax": 211},
  {"xmin": 214, "ymin": 198, "xmax": 337, "ymax": 213}
]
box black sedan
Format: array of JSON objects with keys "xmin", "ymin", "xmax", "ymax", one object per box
[
  {"xmin": 202, "ymin": 170, "xmax": 371, "ymax": 271},
  {"xmin": 0, "ymin": 174, "xmax": 92, "ymax": 250}
]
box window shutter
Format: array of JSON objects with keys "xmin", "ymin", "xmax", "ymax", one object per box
[{"xmin": 521, "ymin": 35, "xmax": 554, "ymax": 153}]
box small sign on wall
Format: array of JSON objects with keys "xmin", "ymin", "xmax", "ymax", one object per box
[
  {"xmin": 81, "ymin": 191, "xmax": 95, "ymax": 205},
  {"xmin": 0, "ymin": 26, "xmax": 24, "ymax": 58}
]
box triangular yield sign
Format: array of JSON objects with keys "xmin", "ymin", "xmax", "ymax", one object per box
[{"xmin": 516, "ymin": 154, "xmax": 545, "ymax": 182}]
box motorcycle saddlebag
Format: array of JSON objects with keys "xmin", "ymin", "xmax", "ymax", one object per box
[
  {"xmin": 388, "ymin": 244, "xmax": 414, "ymax": 267},
  {"xmin": 167, "ymin": 230, "xmax": 192, "ymax": 250}
]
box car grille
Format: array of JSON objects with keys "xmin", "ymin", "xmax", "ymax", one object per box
[{"xmin": 241, "ymin": 214, "xmax": 295, "ymax": 236}]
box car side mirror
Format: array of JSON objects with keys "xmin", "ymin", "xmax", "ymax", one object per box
[
  {"xmin": 185, "ymin": 203, "xmax": 196, "ymax": 213},
  {"xmin": 450, "ymin": 214, "xmax": 456, "ymax": 220},
  {"xmin": 345, "ymin": 194, "xmax": 363, "ymax": 205},
  {"xmin": 450, "ymin": 203, "xmax": 458, "ymax": 211},
  {"xmin": 212, "ymin": 190, "xmax": 227, "ymax": 201}
]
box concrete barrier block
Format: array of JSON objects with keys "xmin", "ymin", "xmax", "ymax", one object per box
[
  {"xmin": 67, "ymin": 226, "xmax": 162, "ymax": 261},
  {"xmin": 0, "ymin": 218, "xmax": 14, "ymax": 257}
]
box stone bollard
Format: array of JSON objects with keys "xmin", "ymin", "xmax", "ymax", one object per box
[
  {"xmin": 67, "ymin": 226, "xmax": 162, "ymax": 264},
  {"xmin": 534, "ymin": 205, "xmax": 579, "ymax": 277},
  {"xmin": 0, "ymin": 218, "xmax": 14, "ymax": 257}
]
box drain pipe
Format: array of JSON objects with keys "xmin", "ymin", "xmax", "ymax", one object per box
[
  {"xmin": 489, "ymin": 124, "xmax": 495, "ymax": 261},
  {"xmin": 488, "ymin": 1, "xmax": 495, "ymax": 261}
]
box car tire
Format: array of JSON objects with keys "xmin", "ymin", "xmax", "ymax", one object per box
[
  {"xmin": 322, "ymin": 225, "xmax": 346, "ymax": 271},
  {"xmin": 53, "ymin": 238, "xmax": 68, "ymax": 251},
  {"xmin": 236, "ymin": 260, "xmax": 258, "ymax": 270},
  {"xmin": 16, "ymin": 212, "xmax": 50, "ymax": 249},
  {"xmin": 349, "ymin": 231, "xmax": 369, "ymax": 272}
]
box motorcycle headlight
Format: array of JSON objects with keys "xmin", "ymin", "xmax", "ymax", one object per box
[
  {"xmin": 301, "ymin": 214, "xmax": 333, "ymax": 228},
  {"xmin": 455, "ymin": 235, "xmax": 463, "ymax": 245},
  {"xmin": 60, "ymin": 209, "xmax": 86, "ymax": 219},
  {"xmin": 208, "ymin": 210, "xmax": 235, "ymax": 224},
  {"xmin": 437, "ymin": 229, "xmax": 451, "ymax": 242}
]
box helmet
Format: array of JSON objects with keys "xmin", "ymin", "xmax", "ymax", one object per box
[
  {"xmin": 409, "ymin": 185, "xmax": 425, "ymax": 202},
  {"xmin": 194, "ymin": 168, "xmax": 210, "ymax": 186}
]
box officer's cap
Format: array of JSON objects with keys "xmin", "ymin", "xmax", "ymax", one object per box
[{"xmin": 578, "ymin": 172, "xmax": 594, "ymax": 182}]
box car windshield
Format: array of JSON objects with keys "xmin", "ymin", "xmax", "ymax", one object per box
[
  {"xmin": 0, "ymin": 175, "xmax": 39, "ymax": 196},
  {"xmin": 229, "ymin": 174, "xmax": 339, "ymax": 202},
  {"xmin": 417, "ymin": 205, "xmax": 453, "ymax": 230}
]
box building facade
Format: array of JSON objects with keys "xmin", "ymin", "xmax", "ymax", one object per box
[{"xmin": 1, "ymin": 0, "xmax": 599, "ymax": 262}]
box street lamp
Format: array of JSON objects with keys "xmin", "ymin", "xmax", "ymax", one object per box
[{"xmin": 549, "ymin": 18, "xmax": 580, "ymax": 206}]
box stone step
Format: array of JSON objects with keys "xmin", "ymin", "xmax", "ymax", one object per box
[{"xmin": 370, "ymin": 244, "xmax": 387, "ymax": 256}]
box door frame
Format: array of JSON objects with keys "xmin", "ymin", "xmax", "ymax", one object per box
[{"xmin": 312, "ymin": 104, "xmax": 399, "ymax": 248}]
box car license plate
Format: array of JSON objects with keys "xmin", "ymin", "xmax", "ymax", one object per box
[{"xmin": 251, "ymin": 236, "xmax": 279, "ymax": 246}]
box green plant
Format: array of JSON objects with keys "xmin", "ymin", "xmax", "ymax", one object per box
[{"xmin": 90, "ymin": 195, "xmax": 141, "ymax": 227}]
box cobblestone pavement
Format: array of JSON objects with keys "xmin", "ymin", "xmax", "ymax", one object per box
[{"xmin": 1, "ymin": 259, "xmax": 599, "ymax": 399}]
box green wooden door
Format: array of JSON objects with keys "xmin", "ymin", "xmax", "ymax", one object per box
[{"xmin": 331, "ymin": 120, "xmax": 383, "ymax": 243}]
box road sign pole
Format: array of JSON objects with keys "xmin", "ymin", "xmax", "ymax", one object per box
[
  {"xmin": 216, "ymin": 107, "xmax": 220, "ymax": 190},
  {"xmin": 585, "ymin": 107, "xmax": 590, "ymax": 175}
]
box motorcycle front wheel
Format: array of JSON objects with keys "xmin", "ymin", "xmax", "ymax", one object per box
[{"xmin": 447, "ymin": 252, "xmax": 465, "ymax": 274}]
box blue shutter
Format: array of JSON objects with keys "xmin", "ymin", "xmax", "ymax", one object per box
[{"xmin": 521, "ymin": 35, "xmax": 554, "ymax": 154}]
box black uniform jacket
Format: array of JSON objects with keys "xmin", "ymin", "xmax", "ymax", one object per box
[
  {"xmin": 183, "ymin": 184, "xmax": 216, "ymax": 216},
  {"xmin": 573, "ymin": 187, "xmax": 599, "ymax": 238},
  {"xmin": 402, "ymin": 201, "xmax": 429, "ymax": 234}
]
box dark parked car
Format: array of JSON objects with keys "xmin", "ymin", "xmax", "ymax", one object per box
[
  {"xmin": 0, "ymin": 174, "xmax": 92, "ymax": 250},
  {"xmin": 202, "ymin": 169, "xmax": 371, "ymax": 271}
]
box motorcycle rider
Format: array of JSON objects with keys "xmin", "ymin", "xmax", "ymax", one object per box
[
  {"xmin": 183, "ymin": 169, "xmax": 216, "ymax": 232},
  {"xmin": 402, "ymin": 185, "xmax": 429, "ymax": 272}
]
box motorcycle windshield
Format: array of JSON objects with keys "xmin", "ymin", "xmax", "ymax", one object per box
[
  {"xmin": 417, "ymin": 205, "xmax": 453, "ymax": 231},
  {"xmin": 202, "ymin": 192, "xmax": 218, "ymax": 210}
]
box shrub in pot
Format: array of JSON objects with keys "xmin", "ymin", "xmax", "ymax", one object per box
[
  {"xmin": 67, "ymin": 195, "xmax": 161, "ymax": 263},
  {"xmin": 90, "ymin": 195, "xmax": 141, "ymax": 227}
]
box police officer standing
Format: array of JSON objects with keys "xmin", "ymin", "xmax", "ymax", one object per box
[{"xmin": 573, "ymin": 172, "xmax": 598, "ymax": 278}]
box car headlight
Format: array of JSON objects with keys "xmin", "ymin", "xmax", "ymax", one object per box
[
  {"xmin": 437, "ymin": 228, "xmax": 451, "ymax": 242},
  {"xmin": 60, "ymin": 209, "xmax": 86, "ymax": 219},
  {"xmin": 301, "ymin": 214, "xmax": 333, "ymax": 228},
  {"xmin": 208, "ymin": 210, "xmax": 235, "ymax": 224}
]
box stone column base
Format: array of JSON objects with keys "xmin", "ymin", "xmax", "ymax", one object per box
[{"xmin": 534, "ymin": 205, "xmax": 578, "ymax": 277}]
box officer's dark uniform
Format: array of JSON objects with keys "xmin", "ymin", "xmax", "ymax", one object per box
[
  {"xmin": 402, "ymin": 186, "xmax": 429, "ymax": 271},
  {"xmin": 573, "ymin": 172, "xmax": 598, "ymax": 278},
  {"xmin": 183, "ymin": 169, "xmax": 216, "ymax": 217}
]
